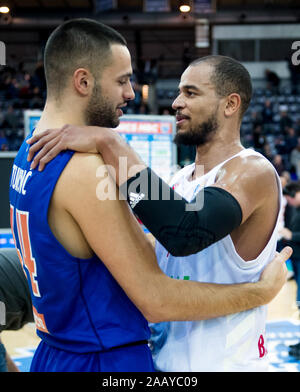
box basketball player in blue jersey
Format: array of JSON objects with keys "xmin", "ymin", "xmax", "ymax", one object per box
[{"xmin": 18, "ymin": 20, "xmax": 292, "ymax": 372}]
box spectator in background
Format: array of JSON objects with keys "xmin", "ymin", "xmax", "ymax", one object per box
[
  {"xmin": 4, "ymin": 76, "xmax": 19, "ymax": 100},
  {"xmin": 262, "ymin": 99, "xmax": 274, "ymax": 123},
  {"xmin": 18, "ymin": 72, "xmax": 33, "ymax": 100},
  {"xmin": 250, "ymin": 110, "xmax": 263, "ymax": 129},
  {"xmin": 279, "ymin": 105, "xmax": 293, "ymax": 134},
  {"xmin": 281, "ymin": 171, "xmax": 294, "ymax": 231},
  {"xmin": 2, "ymin": 105, "xmax": 21, "ymax": 150},
  {"xmin": 285, "ymin": 127, "xmax": 299, "ymax": 155},
  {"xmin": 32, "ymin": 61, "xmax": 46, "ymax": 98},
  {"xmin": 30, "ymin": 87, "xmax": 44, "ymax": 109},
  {"xmin": 138, "ymin": 102, "xmax": 150, "ymax": 114},
  {"xmin": 0, "ymin": 107, "xmax": 4, "ymax": 126},
  {"xmin": 275, "ymin": 135, "xmax": 287, "ymax": 156},
  {"xmin": 290, "ymin": 137, "xmax": 300, "ymax": 179},
  {"xmin": 182, "ymin": 41, "xmax": 193, "ymax": 72},
  {"xmin": 261, "ymin": 99, "xmax": 274, "ymax": 133},
  {"xmin": 272, "ymin": 154, "xmax": 286, "ymax": 176},
  {"xmin": 0, "ymin": 131, "xmax": 8, "ymax": 150},
  {"xmin": 282, "ymin": 171, "xmax": 292, "ymax": 186},
  {"xmin": 262, "ymin": 142, "xmax": 274, "ymax": 162},
  {"xmin": 252, "ymin": 124, "xmax": 266, "ymax": 153},
  {"xmin": 286, "ymin": 54, "xmax": 300, "ymax": 95},
  {"xmin": 161, "ymin": 108, "xmax": 171, "ymax": 115},
  {"xmin": 295, "ymin": 119, "xmax": 300, "ymax": 136},
  {"xmin": 277, "ymin": 171, "xmax": 291, "ymax": 243},
  {"xmin": 128, "ymin": 76, "xmax": 142, "ymax": 113},
  {"xmin": 2, "ymin": 105, "xmax": 18, "ymax": 131},
  {"xmin": 265, "ymin": 69, "xmax": 280, "ymax": 94},
  {"xmin": 0, "ymin": 144, "xmax": 8, "ymax": 151},
  {"xmin": 277, "ymin": 172, "xmax": 295, "ymax": 282},
  {"xmin": 279, "ymin": 182, "xmax": 300, "ymax": 361}
]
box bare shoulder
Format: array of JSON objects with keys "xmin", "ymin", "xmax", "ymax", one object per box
[
  {"xmin": 215, "ymin": 153, "xmax": 278, "ymax": 194},
  {"xmin": 62, "ymin": 152, "xmax": 106, "ymax": 181},
  {"xmin": 214, "ymin": 153, "xmax": 279, "ymax": 224},
  {"xmin": 59, "ymin": 152, "xmax": 114, "ymax": 191},
  {"xmin": 53, "ymin": 152, "xmax": 118, "ymax": 209}
]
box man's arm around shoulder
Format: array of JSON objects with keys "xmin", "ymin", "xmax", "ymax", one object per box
[{"xmin": 53, "ymin": 153, "xmax": 291, "ymax": 323}]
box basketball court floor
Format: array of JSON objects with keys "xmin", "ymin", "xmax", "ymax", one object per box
[{"xmin": 1, "ymin": 277, "xmax": 300, "ymax": 372}]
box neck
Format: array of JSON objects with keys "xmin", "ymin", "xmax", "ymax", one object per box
[
  {"xmin": 34, "ymin": 99, "xmax": 86, "ymax": 135},
  {"xmin": 193, "ymin": 134, "xmax": 244, "ymax": 178}
]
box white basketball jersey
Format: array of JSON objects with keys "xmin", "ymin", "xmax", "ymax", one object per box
[{"xmin": 152, "ymin": 148, "xmax": 282, "ymax": 372}]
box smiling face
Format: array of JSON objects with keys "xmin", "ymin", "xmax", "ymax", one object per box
[
  {"xmin": 172, "ymin": 62, "xmax": 222, "ymax": 146},
  {"xmin": 85, "ymin": 44, "xmax": 135, "ymax": 128}
]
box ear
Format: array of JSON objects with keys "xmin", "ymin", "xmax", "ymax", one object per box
[
  {"xmin": 224, "ymin": 93, "xmax": 241, "ymax": 118},
  {"xmin": 73, "ymin": 68, "xmax": 93, "ymax": 97}
]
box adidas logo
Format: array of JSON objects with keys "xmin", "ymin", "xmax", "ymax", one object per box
[{"xmin": 129, "ymin": 192, "xmax": 145, "ymax": 209}]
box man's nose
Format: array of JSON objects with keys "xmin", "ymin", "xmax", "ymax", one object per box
[
  {"xmin": 125, "ymin": 82, "xmax": 135, "ymax": 101},
  {"xmin": 172, "ymin": 94, "xmax": 185, "ymax": 110}
]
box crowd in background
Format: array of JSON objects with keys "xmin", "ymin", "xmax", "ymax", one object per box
[
  {"xmin": 1, "ymin": 62, "xmax": 300, "ymax": 184},
  {"xmin": 0, "ymin": 62, "xmax": 46, "ymax": 151},
  {"xmin": 241, "ymin": 87, "xmax": 300, "ymax": 182}
]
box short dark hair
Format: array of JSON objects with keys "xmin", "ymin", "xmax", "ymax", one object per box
[
  {"xmin": 190, "ymin": 55, "xmax": 252, "ymax": 119},
  {"xmin": 283, "ymin": 181, "xmax": 300, "ymax": 197},
  {"xmin": 44, "ymin": 18, "xmax": 127, "ymax": 99}
]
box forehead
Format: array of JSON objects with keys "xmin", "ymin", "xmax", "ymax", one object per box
[
  {"xmin": 179, "ymin": 62, "xmax": 215, "ymax": 91},
  {"xmin": 103, "ymin": 44, "xmax": 132, "ymax": 77}
]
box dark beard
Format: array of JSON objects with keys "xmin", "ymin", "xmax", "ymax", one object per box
[
  {"xmin": 85, "ymin": 83, "xmax": 120, "ymax": 128},
  {"xmin": 173, "ymin": 115, "xmax": 219, "ymax": 146}
]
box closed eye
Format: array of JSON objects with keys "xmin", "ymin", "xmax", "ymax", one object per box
[
  {"xmin": 117, "ymin": 73, "xmax": 133, "ymax": 86},
  {"xmin": 186, "ymin": 90, "xmax": 196, "ymax": 97}
]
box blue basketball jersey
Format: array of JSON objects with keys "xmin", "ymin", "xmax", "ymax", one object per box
[{"xmin": 9, "ymin": 133, "xmax": 150, "ymax": 354}]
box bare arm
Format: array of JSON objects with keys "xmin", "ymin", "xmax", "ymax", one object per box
[
  {"xmin": 55, "ymin": 153, "xmax": 291, "ymax": 323},
  {"xmin": 27, "ymin": 125, "xmax": 144, "ymax": 182}
]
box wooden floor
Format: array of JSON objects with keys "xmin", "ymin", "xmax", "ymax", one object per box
[
  {"xmin": 1, "ymin": 279, "xmax": 298, "ymax": 360},
  {"xmin": 267, "ymin": 279, "xmax": 298, "ymax": 321}
]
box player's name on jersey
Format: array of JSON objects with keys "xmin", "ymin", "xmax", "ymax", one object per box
[{"xmin": 10, "ymin": 164, "xmax": 32, "ymax": 195}]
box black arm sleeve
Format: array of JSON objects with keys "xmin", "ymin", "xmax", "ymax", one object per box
[{"xmin": 119, "ymin": 167, "xmax": 242, "ymax": 257}]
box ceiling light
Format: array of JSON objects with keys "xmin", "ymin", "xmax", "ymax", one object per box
[
  {"xmin": 0, "ymin": 6, "xmax": 9, "ymax": 13},
  {"xmin": 180, "ymin": 5, "xmax": 191, "ymax": 13}
]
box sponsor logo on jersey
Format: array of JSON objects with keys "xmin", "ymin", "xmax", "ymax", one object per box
[{"xmin": 129, "ymin": 192, "xmax": 145, "ymax": 209}]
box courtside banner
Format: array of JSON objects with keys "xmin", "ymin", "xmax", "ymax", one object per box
[
  {"xmin": 116, "ymin": 115, "xmax": 177, "ymax": 183},
  {"xmin": 116, "ymin": 120, "xmax": 173, "ymax": 135},
  {"xmin": 24, "ymin": 112, "xmax": 177, "ymax": 183}
]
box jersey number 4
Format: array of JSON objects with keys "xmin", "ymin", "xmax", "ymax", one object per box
[
  {"xmin": 10, "ymin": 205, "xmax": 49, "ymax": 334},
  {"xmin": 10, "ymin": 205, "xmax": 41, "ymax": 297}
]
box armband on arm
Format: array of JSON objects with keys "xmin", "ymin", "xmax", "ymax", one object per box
[{"xmin": 119, "ymin": 167, "xmax": 242, "ymax": 257}]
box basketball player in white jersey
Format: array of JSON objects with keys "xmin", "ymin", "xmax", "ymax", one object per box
[{"xmin": 27, "ymin": 55, "xmax": 287, "ymax": 371}]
